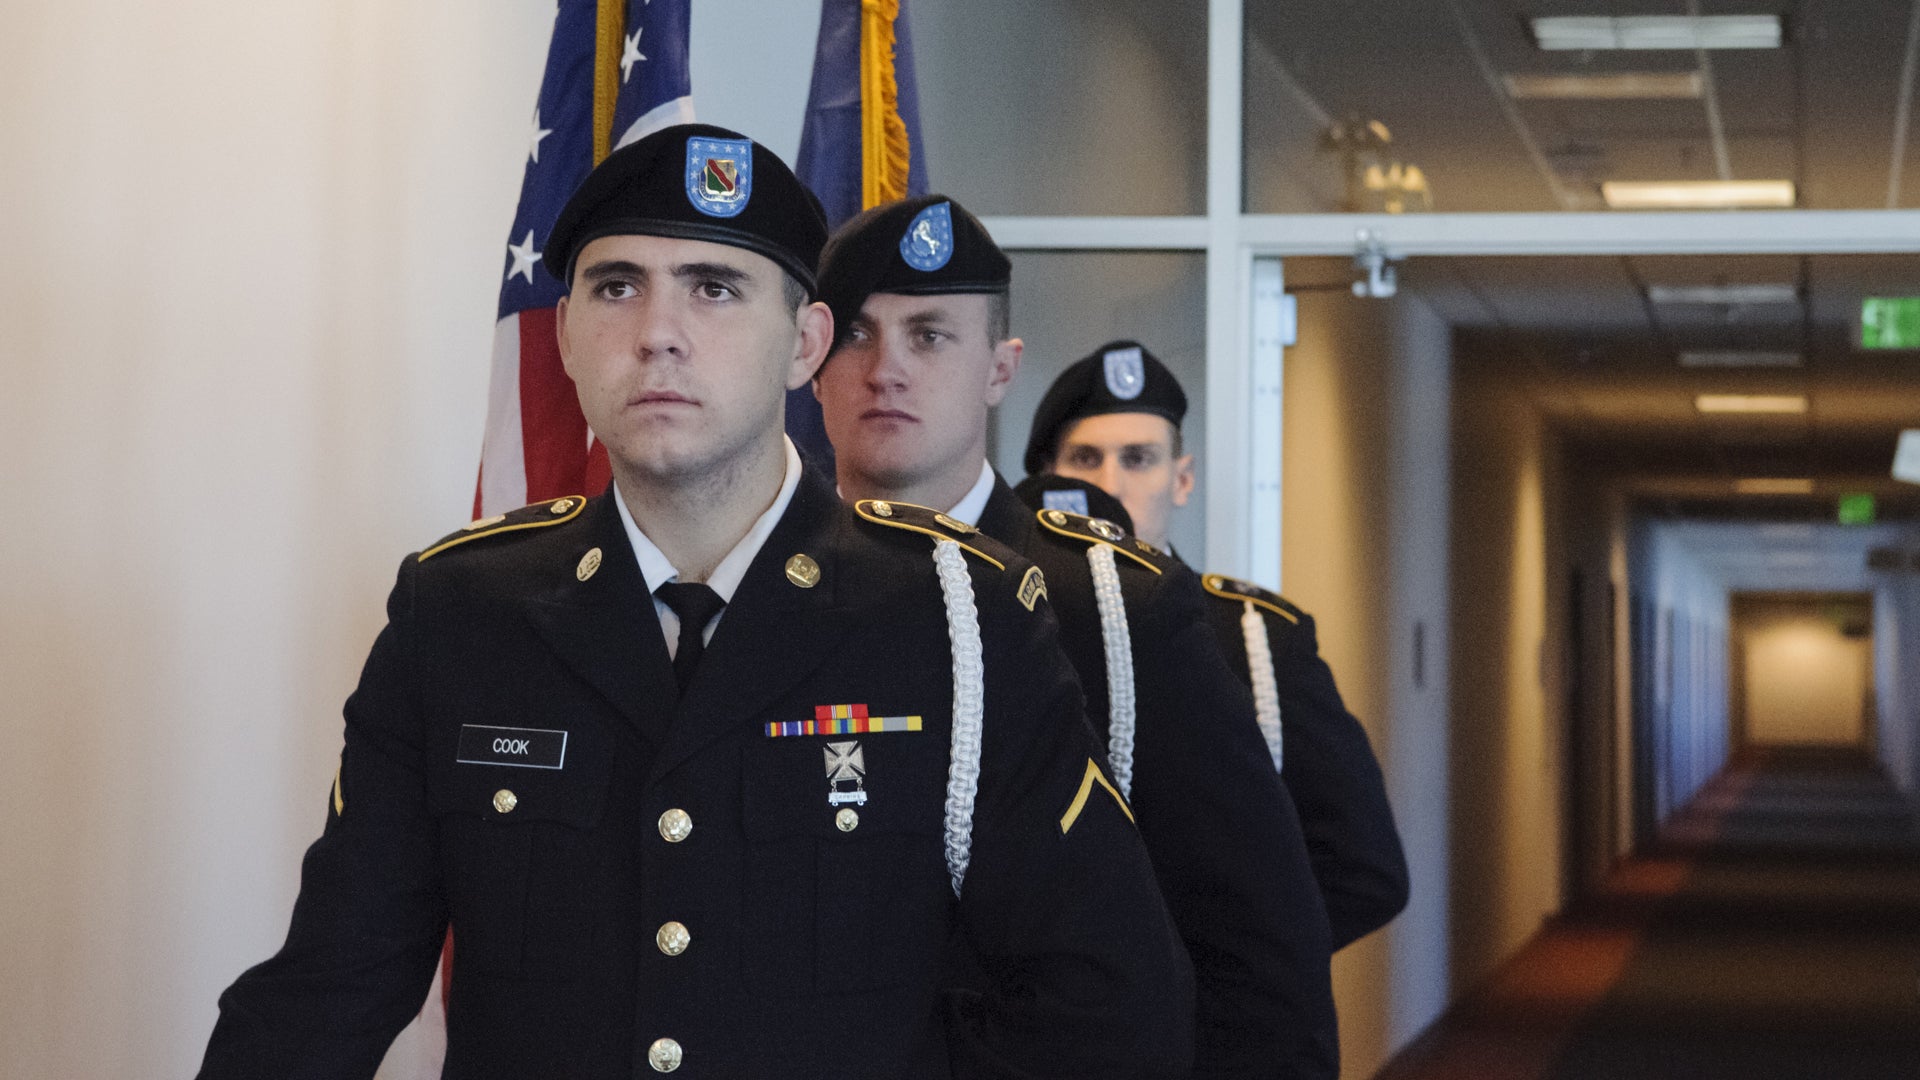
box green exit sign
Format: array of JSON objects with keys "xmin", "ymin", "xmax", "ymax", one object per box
[
  {"xmin": 1860, "ymin": 297, "xmax": 1920, "ymax": 349},
  {"xmin": 1838, "ymin": 492, "xmax": 1876, "ymax": 525}
]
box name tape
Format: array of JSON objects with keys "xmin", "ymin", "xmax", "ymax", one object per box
[{"xmin": 456, "ymin": 724, "xmax": 569, "ymax": 770}]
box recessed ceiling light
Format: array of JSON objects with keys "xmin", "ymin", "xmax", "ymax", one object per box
[
  {"xmin": 1648, "ymin": 284, "xmax": 1799, "ymax": 305},
  {"xmin": 1531, "ymin": 15, "xmax": 1782, "ymax": 51},
  {"xmin": 1695, "ymin": 394, "xmax": 1809, "ymax": 414},
  {"xmin": 1734, "ymin": 478, "xmax": 1815, "ymax": 494},
  {"xmin": 1677, "ymin": 351, "xmax": 1803, "ymax": 368},
  {"xmin": 1602, "ymin": 180, "xmax": 1796, "ymax": 209},
  {"xmin": 1505, "ymin": 72, "xmax": 1704, "ymax": 99}
]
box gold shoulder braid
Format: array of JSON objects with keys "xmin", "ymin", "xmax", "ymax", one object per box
[
  {"xmin": 1032, "ymin": 508, "xmax": 1163, "ymax": 575},
  {"xmin": 853, "ymin": 499, "xmax": 1006, "ymax": 570},
  {"xmin": 1200, "ymin": 574, "xmax": 1301, "ymax": 624},
  {"xmin": 419, "ymin": 496, "xmax": 587, "ymax": 561}
]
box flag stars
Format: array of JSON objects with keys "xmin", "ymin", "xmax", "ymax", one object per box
[
  {"xmin": 528, "ymin": 109, "xmax": 553, "ymax": 163},
  {"xmin": 621, "ymin": 28, "xmax": 646, "ymax": 83},
  {"xmin": 507, "ymin": 230, "xmax": 542, "ymax": 284}
]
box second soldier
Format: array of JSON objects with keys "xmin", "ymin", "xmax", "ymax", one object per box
[{"xmin": 812, "ymin": 195, "xmax": 1340, "ymax": 1080}]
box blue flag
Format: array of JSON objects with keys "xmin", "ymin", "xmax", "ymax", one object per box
[{"xmin": 796, "ymin": 0, "xmax": 931, "ymax": 227}]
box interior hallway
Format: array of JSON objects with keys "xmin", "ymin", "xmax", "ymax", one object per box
[{"xmin": 1376, "ymin": 747, "xmax": 1920, "ymax": 1079}]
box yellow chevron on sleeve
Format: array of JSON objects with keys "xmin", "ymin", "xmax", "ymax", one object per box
[{"xmin": 1059, "ymin": 758, "xmax": 1135, "ymax": 834}]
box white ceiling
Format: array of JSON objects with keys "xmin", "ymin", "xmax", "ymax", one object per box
[
  {"xmin": 1263, "ymin": 1, "xmax": 1920, "ymax": 518},
  {"xmin": 1248, "ymin": 0, "xmax": 1920, "ymax": 214}
]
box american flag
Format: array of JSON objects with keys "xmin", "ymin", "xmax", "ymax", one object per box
[{"xmin": 476, "ymin": 0, "xmax": 693, "ymax": 517}]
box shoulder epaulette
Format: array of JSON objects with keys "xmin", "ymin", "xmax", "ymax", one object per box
[
  {"xmin": 1200, "ymin": 573, "xmax": 1301, "ymax": 624},
  {"xmin": 1032, "ymin": 508, "xmax": 1164, "ymax": 575},
  {"xmin": 418, "ymin": 496, "xmax": 587, "ymax": 561},
  {"xmin": 852, "ymin": 499, "xmax": 1008, "ymax": 570}
]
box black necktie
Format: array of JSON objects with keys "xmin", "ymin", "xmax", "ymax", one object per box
[{"xmin": 656, "ymin": 582, "xmax": 726, "ymax": 691}]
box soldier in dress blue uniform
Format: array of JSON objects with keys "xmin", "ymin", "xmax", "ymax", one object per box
[
  {"xmin": 196, "ymin": 125, "xmax": 1196, "ymax": 1080},
  {"xmin": 811, "ymin": 195, "xmax": 1338, "ymax": 1079},
  {"xmin": 1024, "ymin": 342, "xmax": 1411, "ymax": 953}
]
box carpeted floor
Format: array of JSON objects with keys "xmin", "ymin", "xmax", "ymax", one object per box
[{"xmin": 1376, "ymin": 747, "xmax": 1920, "ymax": 1080}]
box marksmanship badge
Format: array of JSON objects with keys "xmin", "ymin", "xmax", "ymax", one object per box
[
  {"xmin": 685, "ymin": 136, "xmax": 752, "ymax": 218},
  {"xmin": 824, "ymin": 740, "xmax": 868, "ymax": 806},
  {"xmin": 1103, "ymin": 345, "xmax": 1145, "ymax": 400},
  {"xmin": 899, "ymin": 201, "xmax": 955, "ymax": 272}
]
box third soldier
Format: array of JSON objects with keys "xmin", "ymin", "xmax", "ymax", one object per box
[{"xmin": 1026, "ymin": 340, "xmax": 1411, "ymax": 952}]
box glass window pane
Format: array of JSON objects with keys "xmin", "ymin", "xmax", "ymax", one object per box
[
  {"xmin": 991, "ymin": 250, "xmax": 1209, "ymax": 559},
  {"xmin": 915, "ymin": 0, "xmax": 1208, "ymax": 216},
  {"xmin": 1243, "ymin": 3, "xmax": 1883, "ymax": 212}
]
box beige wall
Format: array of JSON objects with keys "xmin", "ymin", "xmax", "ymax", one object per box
[
  {"xmin": 1282, "ymin": 286, "xmax": 1453, "ymax": 1076},
  {"xmin": 1738, "ymin": 601, "xmax": 1873, "ymax": 747},
  {"xmin": 1445, "ymin": 358, "xmax": 1569, "ymax": 993},
  {"xmin": 1, "ymin": 5, "xmax": 544, "ymax": 1076}
]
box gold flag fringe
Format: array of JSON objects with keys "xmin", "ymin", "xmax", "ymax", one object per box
[{"xmin": 858, "ymin": 0, "xmax": 913, "ymax": 209}]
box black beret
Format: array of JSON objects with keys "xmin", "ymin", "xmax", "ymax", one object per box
[
  {"xmin": 1011, "ymin": 474, "xmax": 1136, "ymax": 535},
  {"xmin": 816, "ymin": 194, "xmax": 1011, "ymax": 344},
  {"xmin": 1022, "ymin": 340, "xmax": 1188, "ymax": 476},
  {"xmin": 544, "ymin": 123, "xmax": 828, "ymax": 293}
]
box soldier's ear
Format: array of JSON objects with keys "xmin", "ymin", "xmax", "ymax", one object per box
[
  {"xmin": 788, "ymin": 300, "xmax": 834, "ymax": 390},
  {"xmin": 1171, "ymin": 451, "xmax": 1196, "ymax": 508},
  {"xmin": 555, "ymin": 295, "xmax": 575, "ymax": 374},
  {"xmin": 984, "ymin": 336, "xmax": 1023, "ymax": 407}
]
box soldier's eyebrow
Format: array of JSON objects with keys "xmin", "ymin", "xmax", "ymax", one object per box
[
  {"xmin": 579, "ymin": 259, "xmax": 647, "ymax": 285},
  {"xmin": 901, "ymin": 310, "xmax": 958, "ymax": 330},
  {"xmin": 1065, "ymin": 439, "xmax": 1167, "ymax": 453},
  {"xmin": 670, "ymin": 261, "xmax": 753, "ymax": 288}
]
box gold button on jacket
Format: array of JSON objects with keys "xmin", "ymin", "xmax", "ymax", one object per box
[
  {"xmin": 655, "ymin": 921, "xmax": 690, "ymax": 956},
  {"xmin": 648, "ymin": 1037, "xmax": 682, "ymax": 1072},
  {"xmin": 657, "ymin": 808, "xmax": 692, "ymax": 842}
]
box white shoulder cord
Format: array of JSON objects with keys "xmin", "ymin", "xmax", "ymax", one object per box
[
  {"xmin": 1241, "ymin": 601, "xmax": 1284, "ymax": 772},
  {"xmin": 933, "ymin": 540, "xmax": 985, "ymax": 897},
  {"xmin": 1086, "ymin": 544, "xmax": 1137, "ymax": 798}
]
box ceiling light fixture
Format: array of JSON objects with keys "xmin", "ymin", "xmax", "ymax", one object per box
[
  {"xmin": 1504, "ymin": 72, "xmax": 1704, "ymax": 99},
  {"xmin": 1695, "ymin": 394, "xmax": 1809, "ymax": 414},
  {"xmin": 1602, "ymin": 180, "xmax": 1796, "ymax": 209},
  {"xmin": 1734, "ymin": 478, "xmax": 1815, "ymax": 494},
  {"xmin": 1677, "ymin": 351, "xmax": 1803, "ymax": 368},
  {"xmin": 1531, "ymin": 15, "xmax": 1782, "ymax": 51},
  {"xmin": 1648, "ymin": 284, "xmax": 1799, "ymax": 305}
]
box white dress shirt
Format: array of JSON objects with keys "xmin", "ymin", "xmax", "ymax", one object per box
[
  {"xmin": 612, "ymin": 436, "xmax": 804, "ymax": 659},
  {"xmin": 942, "ymin": 459, "xmax": 997, "ymax": 528}
]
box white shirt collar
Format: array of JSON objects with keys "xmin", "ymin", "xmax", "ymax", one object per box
[
  {"xmin": 612, "ymin": 435, "xmax": 804, "ymax": 602},
  {"xmin": 942, "ymin": 459, "xmax": 997, "ymax": 527}
]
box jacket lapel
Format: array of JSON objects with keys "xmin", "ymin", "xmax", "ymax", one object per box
[
  {"xmin": 521, "ymin": 492, "xmax": 679, "ymax": 748},
  {"xmin": 649, "ymin": 470, "xmax": 858, "ymax": 783}
]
